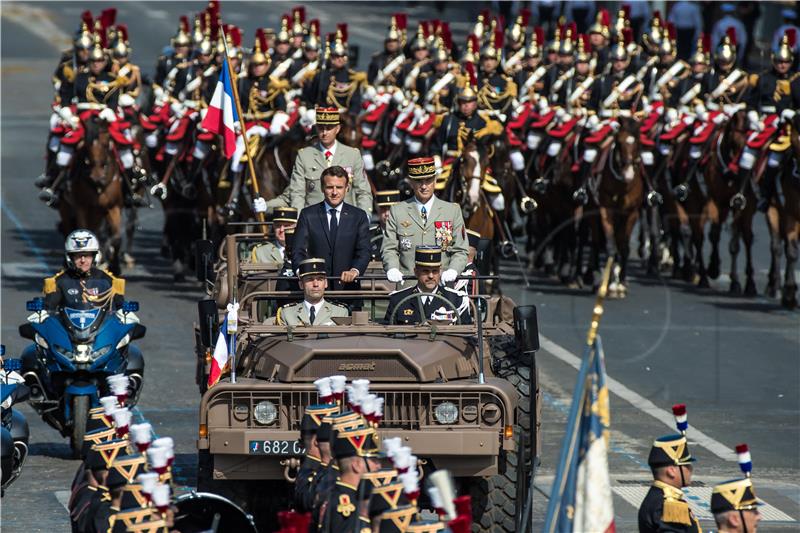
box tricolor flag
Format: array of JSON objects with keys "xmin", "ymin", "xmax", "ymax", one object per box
[
  {"xmin": 201, "ymin": 57, "xmax": 239, "ymax": 158},
  {"xmin": 544, "ymin": 336, "xmax": 615, "ymax": 533},
  {"xmin": 208, "ymin": 316, "xmax": 232, "ymax": 387}
]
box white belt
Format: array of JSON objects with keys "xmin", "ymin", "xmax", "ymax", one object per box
[
  {"xmin": 761, "ymin": 106, "xmax": 776, "ymax": 114},
  {"xmin": 76, "ymin": 103, "xmax": 105, "ymax": 110}
]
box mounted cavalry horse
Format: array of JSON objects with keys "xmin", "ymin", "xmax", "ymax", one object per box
[{"xmin": 57, "ymin": 114, "xmax": 125, "ymax": 275}]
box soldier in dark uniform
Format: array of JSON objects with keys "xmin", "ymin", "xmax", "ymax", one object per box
[
  {"xmin": 295, "ymin": 403, "xmax": 338, "ymax": 512},
  {"xmin": 70, "ymin": 447, "xmax": 108, "ymax": 532},
  {"xmin": 270, "ymin": 16, "xmax": 293, "ymax": 70},
  {"xmin": 287, "ymin": 19, "xmax": 321, "ymax": 90},
  {"xmin": 384, "ymin": 246, "xmax": 472, "ymax": 325},
  {"xmin": 416, "ymin": 39, "xmax": 458, "ymax": 116},
  {"xmin": 674, "ymin": 35, "xmax": 712, "ymax": 107},
  {"xmin": 371, "ymin": 190, "xmax": 401, "ymax": 261},
  {"xmin": 591, "ymin": 32, "xmax": 641, "ymax": 114},
  {"xmin": 92, "ymin": 466, "xmax": 126, "ymax": 533},
  {"xmin": 153, "ymin": 23, "xmax": 192, "ymax": 94},
  {"xmin": 320, "ymin": 426, "xmax": 382, "ymax": 533},
  {"xmin": 305, "ymin": 28, "xmax": 367, "ymax": 116},
  {"xmin": 399, "ymin": 27, "xmax": 432, "ymax": 94},
  {"xmin": 171, "ymin": 36, "xmax": 216, "ymax": 102},
  {"xmin": 746, "ymin": 33, "xmax": 800, "ymax": 211},
  {"xmin": 476, "ymin": 33, "xmax": 517, "ymax": 118},
  {"xmin": 430, "ymin": 88, "xmax": 487, "ymax": 161},
  {"xmin": 588, "ymin": 8, "xmax": 612, "ymax": 72},
  {"xmin": 546, "ymin": 27, "xmax": 578, "ymax": 105},
  {"xmin": 42, "ymin": 230, "xmax": 125, "ymax": 314},
  {"xmin": 711, "ymin": 475, "xmax": 763, "ymax": 533},
  {"xmin": 638, "ymin": 433, "xmax": 701, "ymax": 533},
  {"xmin": 514, "ymin": 28, "xmax": 550, "ymax": 104},
  {"xmin": 368, "ymin": 16, "xmax": 404, "ymax": 87}
]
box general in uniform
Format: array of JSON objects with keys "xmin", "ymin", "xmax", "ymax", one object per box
[{"xmin": 381, "ymin": 157, "xmax": 468, "ymax": 283}]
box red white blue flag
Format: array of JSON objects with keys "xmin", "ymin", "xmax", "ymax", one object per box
[
  {"xmin": 544, "ymin": 336, "xmax": 615, "ymax": 533},
  {"xmin": 201, "ymin": 57, "xmax": 239, "ymax": 158}
]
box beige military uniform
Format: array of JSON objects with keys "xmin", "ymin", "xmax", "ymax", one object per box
[
  {"xmin": 250, "ymin": 241, "xmax": 285, "ymax": 264},
  {"xmin": 381, "ymin": 197, "xmax": 469, "ymax": 276},
  {"xmin": 276, "ymin": 299, "xmax": 349, "ymax": 326},
  {"xmin": 287, "ymin": 142, "xmax": 373, "ymax": 213}
]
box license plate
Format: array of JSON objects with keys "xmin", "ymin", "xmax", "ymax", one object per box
[{"xmin": 249, "ymin": 440, "xmax": 305, "ymax": 456}]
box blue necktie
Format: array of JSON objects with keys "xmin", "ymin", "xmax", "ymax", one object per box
[
  {"xmin": 329, "ymin": 207, "xmax": 338, "ymax": 240},
  {"xmin": 420, "ymin": 205, "xmax": 428, "ymax": 226}
]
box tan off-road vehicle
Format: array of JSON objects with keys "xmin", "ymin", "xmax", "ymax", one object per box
[{"xmin": 193, "ymin": 233, "xmax": 542, "ymax": 532}]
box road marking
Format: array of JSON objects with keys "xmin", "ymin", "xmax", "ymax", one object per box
[
  {"xmin": 54, "ymin": 490, "xmax": 70, "ymax": 513},
  {"xmin": 612, "ymin": 484, "xmax": 796, "ymax": 522},
  {"xmin": 2, "ymin": 262, "xmax": 52, "ymax": 279},
  {"xmin": 0, "ymin": 204, "xmax": 50, "ymax": 268},
  {"xmin": 539, "ymin": 334, "xmax": 737, "ymax": 462},
  {"xmin": 1, "ymin": 2, "xmax": 71, "ymax": 50}
]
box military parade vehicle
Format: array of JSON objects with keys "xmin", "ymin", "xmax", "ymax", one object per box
[{"xmin": 193, "ymin": 232, "xmax": 542, "ymax": 531}]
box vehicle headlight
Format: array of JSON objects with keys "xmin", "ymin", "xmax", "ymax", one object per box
[
  {"xmin": 92, "ymin": 345, "xmax": 112, "ymax": 360},
  {"xmin": 116, "ymin": 334, "xmax": 130, "ymax": 350},
  {"xmin": 74, "ymin": 344, "xmax": 92, "ymax": 363},
  {"xmin": 433, "ymin": 401, "xmax": 458, "ymax": 425},
  {"xmin": 481, "ymin": 402, "xmax": 502, "ymax": 425},
  {"xmin": 34, "ymin": 334, "xmax": 49, "ymax": 349},
  {"xmin": 253, "ymin": 401, "xmax": 278, "ymax": 425}
]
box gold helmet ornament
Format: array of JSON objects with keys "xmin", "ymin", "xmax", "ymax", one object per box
[
  {"xmin": 576, "ymin": 33, "xmax": 592, "ymax": 62},
  {"xmin": 276, "ymin": 14, "xmax": 291, "ymax": 44},
  {"xmin": 193, "ymin": 17, "xmax": 205, "ymax": 46},
  {"xmin": 410, "ymin": 23, "xmax": 428, "ymax": 51},
  {"xmin": 75, "ymin": 22, "xmax": 94, "ymax": 50},
  {"xmin": 223, "ymin": 25, "xmax": 243, "ymax": 59},
  {"xmin": 773, "ymin": 28, "xmax": 796, "ymax": 63},
  {"xmin": 614, "ymin": 5, "xmax": 630, "ymax": 34},
  {"xmin": 480, "ymin": 27, "xmax": 503, "ymax": 60},
  {"xmin": 610, "ymin": 29, "xmax": 632, "ymax": 62},
  {"xmin": 526, "ymin": 26, "xmax": 544, "ymax": 58},
  {"xmin": 589, "ymin": 8, "xmax": 611, "ymax": 39},
  {"xmin": 305, "ymin": 19, "xmax": 321, "ymax": 51},
  {"xmin": 473, "ymin": 9, "xmax": 489, "ymax": 40},
  {"xmin": 463, "ymin": 34, "xmax": 479, "ymax": 64},
  {"xmin": 291, "ymin": 6, "xmax": 306, "ymax": 37},
  {"xmin": 112, "ymin": 24, "xmax": 130, "ymax": 58},
  {"xmin": 641, "ymin": 10, "xmax": 664, "ymax": 53},
  {"xmin": 658, "ymin": 22, "xmax": 677, "ymax": 56},
  {"xmin": 330, "ymin": 24, "xmax": 348, "ymax": 57},
  {"xmin": 89, "ymin": 33, "xmax": 106, "ymax": 62},
  {"xmin": 173, "ymin": 16, "xmax": 192, "ymax": 47},
  {"xmin": 458, "ymin": 62, "xmax": 478, "ymax": 102},
  {"xmin": 548, "ymin": 23, "xmax": 562, "ymax": 54},
  {"xmin": 558, "ymin": 23, "xmax": 576, "ymax": 56},
  {"xmin": 507, "ymin": 8, "xmax": 531, "ymax": 46},
  {"xmin": 690, "ymin": 33, "xmax": 711, "ymax": 65},
  {"xmin": 386, "ymin": 14, "xmax": 401, "ymax": 42},
  {"xmin": 250, "ymin": 28, "xmax": 269, "ymax": 66},
  {"xmin": 716, "ymin": 27, "xmax": 737, "ymax": 65}
]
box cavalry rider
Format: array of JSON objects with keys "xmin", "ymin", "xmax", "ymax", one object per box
[
  {"xmin": 153, "ymin": 22, "xmax": 192, "ymax": 97},
  {"xmin": 745, "ymin": 31, "xmax": 800, "ymax": 211},
  {"xmin": 381, "ymin": 157, "xmax": 468, "ymax": 285},
  {"xmin": 287, "ymin": 19, "xmax": 322, "ymax": 90},
  {"xmin": 416, "ymin": 36, "xmax": 458, "ymax": 116},
  {"xmin": 304, "ymin": 27, "xmax": 367, "ymax": 117},
  {"xmin": 588, "ymin": 8, "xmax": 612, "ymax": 70},
  {"xmin": 514, "ymin": 27, "xmax": 549, "ymax": 104},
  {"xmin": 43, "ymin": 230, "xmax": 125, "ymax": 313},
  {"xmin": 384, "ymin": 246, "xmax": 472, "ymax": 325},
  {"xmin": 400, "ymin": 25, "xmax": 432, "ymax": 93},
  {"xmin": 476, "ymin": 29, "xmax": 517, "ymax": 120},
  {"xmin": 225, "ymin": 30, "xmax": 290, "ymax": 191},
  {"xmin": 708, "ymin": 29, "xmax": 749, "ymax": 108},
  {"xmin": 367, "ymin": 14, "xmax": 405, "ymax": 88},
  {"xmin": 38, "ymin": 17, "xmax": 92, "ymax": 190},
  {"xmin": 270, "ymin": 16, "xmax": 294, "ymax": 69}
]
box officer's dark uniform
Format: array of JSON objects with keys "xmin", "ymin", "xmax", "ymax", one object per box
[
  {"xmin": 476, "ymin": 68, "xmax": 516, "ymax": 115},
  {"xmin": 368, "ymin": 49, "xmax": 404, "ymax": 87},
  {"xmin": 747, "ymin": 68, "xmax": 800, "ymax": 115},
  {"xmin": 239, "ymin": 72, "xmax": 288, "ymax": 120},
  {"xmin": 638, "ymin": 434, "xmax": 701, "ymax": 533},
  {"xmin": 430, "ymin": 110, "xmax": 487, "ymax": 158},
  {"xmin": 73, "ymin": 69, "xmax": 121, "ymax": 109},
  {"xmin": 305, "ymin": 66, "xmax": 367, "ymax": 115},
  {"xmin": 172, "ymin": 58, "xmax": 216, "ymax": 103},
  {"xmin": 153, "ymin": 52, "xmax": 188, "ymax": 91},
  {"xmin": 295, "ymin": 404, "xmax": 338, "ymax": 512},
  {"xmin": 43, "ymin": 267, "xmax": 124, "ymax": 313},
  {"xmin": 416, "ymin": 68, "xmax": 458, "ymax": 114},
  {"xmin": 54, "ymin": 54, "xmax": 87, "ymax": 106}
]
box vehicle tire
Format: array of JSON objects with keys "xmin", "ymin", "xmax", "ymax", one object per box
[
  {"xmin": 70, "ymin": 395, "xmax": 89, "ymax": 459},
  {"xmin": 467, "ymin": 335, "xmax": 535, "ymax": 532}
]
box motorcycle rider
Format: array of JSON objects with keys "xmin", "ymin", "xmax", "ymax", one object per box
[{"xmin": 43, "ymin": 230, "xmax": 125, "ymax": 313}]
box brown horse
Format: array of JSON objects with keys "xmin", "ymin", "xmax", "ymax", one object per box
[
  {"xmin": 592, "ymin": 117, "xmax": 644, "ymax": 297},
  {"xmin": 703, "ymin": 109, "xmax": 758, "ymax": 295},
  {"xmin": 766, "ymin": 114, "xmax": 800, "ymax": 308},
  {"xmin": 337, "ymin": 112, "xmax": 363, "ymax": 148},
  {"xmin": 58, "ymin": 116, "xmax": 125, "ymax": 274}
]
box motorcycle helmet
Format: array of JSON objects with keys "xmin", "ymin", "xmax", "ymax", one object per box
[{"xmin": 65, "ymin": 229, "xmax": 100, "ymax": 271}]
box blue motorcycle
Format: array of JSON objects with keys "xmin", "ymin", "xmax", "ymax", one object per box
[
  {"xmin": 18, "ymin": 298, "xmax": 145, "ymax": 456},
  {"xmin": 1, "ymin": 349, "xmax": 30, "ymax": 495}
]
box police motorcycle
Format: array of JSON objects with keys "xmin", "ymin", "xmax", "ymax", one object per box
[
  {"xmin": 1, "ymin": 346, "xmax": 31, "ymax": 495},
  {"xmin": 18, "ymin": 297, "xmax": 145, "ymax": 457}
]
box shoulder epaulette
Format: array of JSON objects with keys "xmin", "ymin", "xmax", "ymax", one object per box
[
  {"xmin": 103, "ymin": 270, "xmax": 126, "ymax": 296},
  {"xmin": 43, "ymin": 271, "xmax": 64, "ymax": 294},
  {"xmin": 662, "ymin": 497, "xmax": 691, "ymax": 526}
]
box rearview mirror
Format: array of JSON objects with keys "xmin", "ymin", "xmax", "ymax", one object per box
[
  {"xmin": 513, "ymin": 305, "xmax": 540, "ymax": 353},
  {"xmin": 197, "ymin": 299, "xmax": 218, "ymax": 349},
  {"xmin": 475, "ymin": 238, "xmax": 493, "ymax": 275},
  {"xmin": 130, "ymin": 324, "xmax": 147, "ymax": 341},
  {"xmin": 18, "ymin": 323, "xmax": 35, "ymax": 341},
  {"xmin": 195, "ymin": 239, "xmax": 215, "ymax": 283}
]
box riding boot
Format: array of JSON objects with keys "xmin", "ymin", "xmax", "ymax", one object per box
[
  {"xmin": 572, "ymin": 162, "xmax": 590, "ymax": 205},
  {"xmin": 124, "ymin": 169, "xmax": 149, "ymax": 208},
  {"xmin": 39, "ymin": 167, "xmax": 67, "ymax": 208},
  {"xmin": 757, "ymin": 166, "xmax": 778, "ymax": 213},
  {"xmin": 35, "ymin": 150, "xmax": 58, "ymax": 188}
]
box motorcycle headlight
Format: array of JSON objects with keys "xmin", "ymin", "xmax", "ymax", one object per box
[
  {"xmin": 91, "ymin": 345, "xmax": 112, "ymax": 360},
  {"xmin": 253, "ymin": 401, "xmax": 278, "ymax": 425},
  {"xmin": 433, "ymin": 401, "xmax": 459, "ymax": 425},
  {"xmin": 34, "ymin": 334, "xmax": 49, "ymax": 349},
  {"xmin": 116, "ymin": 334, "xmax": 130, "ymax": 350}
]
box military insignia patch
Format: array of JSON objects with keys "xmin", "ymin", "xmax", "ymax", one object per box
[
  {"xmin": 337, "ymin": 494, "xmax": 356, "ymax": 517},
  {"xmin": 400, "ymin": 237, "xmax": 412, "ymax": 251},
  {"xmin": 307, "ymin": 181, "xmax": 315, "ymax": 192},
  {"xmin": 434, "ymin": 221, "xmax": 454, "ymax": 250},
  {"xmin": 403, "ymin": 309, "xmax": 414, "ymax": 316},
  {"xmin": 400, "ymin": 220, "xmax": 412, "ymax": 228}
]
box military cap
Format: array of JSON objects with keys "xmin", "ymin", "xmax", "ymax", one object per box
[
  {"xmin": 301, "ymin": 403, "xmax": 339, "ymax": 435},
  {"xmin": 369, "ymin": 480, "xmax": 409, "ymax": 518},
  {"xmin": 466, "ymin": 229, "xmax": 481, "ymax": 249},
  {"xmin": 415, "ymin": 246, "xmax": 442, "ymax": 267},
  {"xmin": 107, "ymin": 466, "xmax": 129, "ymax": 490},
  {"xmin": 362, "ymin": 468, "xmax": 399, "ymax": 488},
  {"xmin": 376, "ymin": 190, "xmax": 402, "ymax": 207},
  {"xmin": 86, "ymin": 412, "xmax": 112, "ymax": 433},
  {"xmin": 407, "ymin": 520, "xmax": 446, "ymax": 533},
  {"xmin": 331, "ymin": 411, "xmax": 368, "ymax": 437},
  {"xmin": 120, "ymin": 483, "xmax": 149, "ymax": 509},
  {"xmin": 711, "ymin": 477, "xmax": 763, "ymax": 514},
  {"xmin": 647, "ymin": 434, "xmax": 696, "ymax": 468},
  {"xmin": 82, "ymin": 426, "xmax": 117, "ymax": 458},
  {"xmin": 125, "ymin": 518, "xmax": 169, "ymax": 532},
  {"xmin": 85, "ymin": 447, "xmax": 109, "ymax": 471},
  {"xmin": 316, "ymin": 106, "xmax": 341, "ymax": 126},
  {"xmin": 111, "ymin": 454, "xmax": 147, "ymax": 483},
  {"xmin": 378, "ymin": 504, "xmax": 418, "ymax": 533},
  {"xmin": 93, "ymin": 438, "xmax": 130, "ymax": 469},
  {"xmin": 407, "ymin": 157, "xmax": 436, "ymax": 180},
  {"xmin": 333, "ymin": 426, "xmax": 381, "ymax": 459},
  {"xmin": 273, "ymin": 207, "xmax": 298, "ymax": 224},
  {"xmin": 297, "ymin": 258, "xmax": 326, "ymax": 278}
]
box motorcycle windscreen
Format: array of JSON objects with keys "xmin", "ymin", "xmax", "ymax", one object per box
[{"xmin": 63, "ymin": 307, "xmax": 105, "ymax": 341}]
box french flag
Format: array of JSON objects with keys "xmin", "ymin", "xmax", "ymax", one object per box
[
  {"xmin": 208, "ymin": 316, "xmax": 231, "ymax": 387},
  {"xmin": 201, "ymin": 57, "xmax": 239, "ymax": 158}
]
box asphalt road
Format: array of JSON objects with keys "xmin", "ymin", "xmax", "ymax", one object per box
[{"xmin": 1, "ymin": 2, "xmax": 798, "ymax": 531}]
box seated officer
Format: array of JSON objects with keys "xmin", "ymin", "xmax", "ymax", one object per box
[
  {"xmin": 250, "ymin": 207, "xmax": 298, "ymax": 263},
  {"xmin": 44, "ymin": 229, "xmax": 125, "ymax": 312},
  {"xmin": 638, "ymin": 433, "xmax": 701, "ymax": 533},
  {"xmin": 276, "ymin": 258, "xmax": 348, "ymax": 326},
  {"xmin": 384, "ymin": 246, "xmax": 472, "ymax": 325}
]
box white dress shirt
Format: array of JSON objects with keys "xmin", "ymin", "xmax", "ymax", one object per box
[
  {"xmin": 414, "ymin": 196, "xmax": 435, "ymax": 221},
  {"xmin": 324, "ymin": 201, "xmax": 342, "ymax": 228},
  {"xmin": 320, "ymin": 140, "xmax": 338, "ymax": 160},
  {"xmin": 304, "ymin": 299, "xmax": 325, "ymax": 320}
]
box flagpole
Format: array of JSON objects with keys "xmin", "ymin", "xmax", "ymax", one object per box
[
  {"xmin": 543, "ymin": 257, "xmax": 613, "ymax": 532},
  {"xmin": 221, "ymin": 30, "xmax": 267, "ymax": 231}
]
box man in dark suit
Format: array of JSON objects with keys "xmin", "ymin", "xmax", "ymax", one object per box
[{"xmin": 293, "ymin": 165, "xmax": 371, "ymax": 295}]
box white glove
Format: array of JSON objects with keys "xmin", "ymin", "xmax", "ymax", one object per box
[
  {"xmin": 234, "ymin": 122, "xmax": 242, "ymax": 135},
  {"xmin": 99, "ymin": 107, "xmax": 117, "ymax": 123},
  {"xmin": 118, "ymin": 93, "xmax": 136, "ymax": 108},
  {"xmin": 468, "ymin": 178, "xmax": 481, "ymax": 205},
  {"xmin": 781, "ymin": 109, "xmax": 796, "ymax": 123},
  {"xmin": 58, "ymin": 106, "xmax": 75, "ymax": 124},
  {"xmin": 253, "ymin": 197, "xmax": 267, "ymax": 214},
  {"xmin": 387, "ymin": 268, "xmax": 404, "ymax": 283},
  {"xmin": 441, "ymin": 269, "xmax": 458, "ymax": 283}
]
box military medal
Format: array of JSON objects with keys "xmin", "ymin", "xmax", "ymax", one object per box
[
  {"xmin": 307, "ymin": 181, "xmax": 315, "ymax": 191},
  {"xmin": 434, "ymin": 221, "xmax": 454, "ymax": 250},
  {"xmin": 400, "ymin": 237, "xmax": 412, "ymax": 251}
]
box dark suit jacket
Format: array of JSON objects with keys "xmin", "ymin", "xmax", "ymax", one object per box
[{"xmin": 292, "ymin": 201, "xmax": 370, "ymax": 291}]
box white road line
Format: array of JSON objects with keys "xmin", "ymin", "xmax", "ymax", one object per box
[
  {"xmin": 539, "ymin": 334, "xmax": 738, "ymax": 462},
  {"xmin": 2, "ymin": 2, "xmax": 71, "ymax": 50},
  {"xmin": 54, "ymin": 490, "xmax": 70, "ymax": 513}
]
